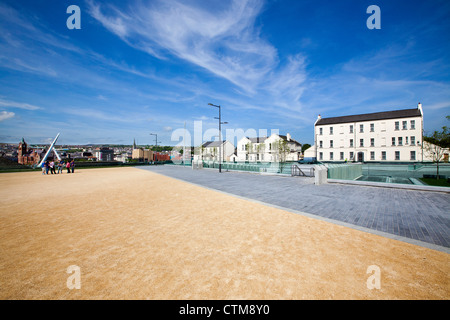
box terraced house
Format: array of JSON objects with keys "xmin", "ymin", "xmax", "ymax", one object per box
[
  {"xmin": 313, "ymin": 103, "xmax": 425, "ymax": 162},
  {"xmin": 236, "ymin": 133, "xmax": 302, "ymax": 162}
]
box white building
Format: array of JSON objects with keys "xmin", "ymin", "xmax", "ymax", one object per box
[
  {"xmin": 195, "ymin": 140, "xmax": 235, "ymax": 162},
  {"xmin": 236, "ymin": 133, "xmax": 302, "ymax": 162},
  {"xmin": 311, "ymin": 103, "xmax": 426, "ymax": 162}
]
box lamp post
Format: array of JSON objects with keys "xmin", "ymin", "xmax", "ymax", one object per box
[
  {"xmin": 150, "ymin": 133, "xmax": 160, "ymax": 162},
  {"xmin": 208, "ymin": 103, "xmax": 228, "ymax": 173}
]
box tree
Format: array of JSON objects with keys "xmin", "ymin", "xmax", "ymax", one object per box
[
  {"xmin": 272, "ymin": 139, "xmax": 289, "ymax": 163},
  {"xmin": 423, "ymin": 116, "xmax": 450, "ymax": 179},
  {"xmin": 245, "ymin": 142, "xmax": 252, "ymax": 162},
  {"xmin": 301, "ymin": 143, "xmax": 311, "ymax": 153}
]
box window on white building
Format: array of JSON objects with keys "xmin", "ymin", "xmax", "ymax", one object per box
[
  {"xmin": 319, "ymin": 141, "xmax": 323, "ymax": 148},
  {"xmin": 370, "ymin": 123, "xmax": 374, "ymax": 132},
  {"xmin": 319, "ymin": 152, "xmax": 323, "ymax": 160},
  {"xmin": 370, "ymin": 151, "xmax": 375, "ymax": 160},
  {"xmin": 395, "ymin": 121, "xmax": 399, "ymax": 130},
  {"xmin": 402, "ymin": 121, "xmax": 407, "ymax": 130},
  {"xmin": 405, "ymin": 136, "xmax": 409, "ymax": 145},
  {"xmin": 350, "ymin": 152, "xmax": 354, "ymax": 160},
  {"xmin": 395, "ymin": 151, "xmax": 400, "ymax": 160},
  {"xmin": 340, "ymin": 152, "xmax": 344, "ymax": 160},
  {"xmin": 330, "ymin": 127, "xmax": 333, "ymax": 135},
  {"xmin": 349, "ymin": 125, "xmax": 353, "ymax": 133},
  {"xmin": 370, "ymin": 138, "xmax": 375, "ymax": 147},
  {"xmin": 319, "ymin": 128, "xmax": 323, "ymax": 135},
  {"xmin": 330, "ymin": 140, "xmax": 333, "ymax": 148},
  {"xmin": 410, "ymin": 151, "xmax": 416, "ymax": 161},
  {"xmin": 359, "ymin": 139, "xmax": 364, "ymax": 147},
  {"xmin": 410, "ymin": 120, "xmax": 415, "ymax": 130},
  {"xmin": 359, "ymin": 124, "xmax": 364, "ymax": 133},
  {"xmin": 350, "ymin": 139, "xmax": 354, "ymax": 147},
  {"xmin": 381, "ymin": 151, "xmax": 386, "ymax": 160},
  {"xmin": 330, "ymin": 152, "xmax": 334, "ymax": 160},
  {"xmin": 411, "ymin": 136, "xmax": 415, "ymax": 145},
  {"xmin": 398, "ymin": 137, "xmax": 403, "ymax": 146},
  {"xmin": 392, "ymin": 137, "xmax": 396, "ymax": 146}
]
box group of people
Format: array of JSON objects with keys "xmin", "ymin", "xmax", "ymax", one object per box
[{"xmin": 41, "ymin": 159, "xmax": 75, "ymax": 175}]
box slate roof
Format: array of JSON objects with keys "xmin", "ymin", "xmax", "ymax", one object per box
[
  {"xmin": 315, "ymin": 108, "xmax": 422, "ymax": 126},
  {"xmin": 202, "ymin": 140, "xmax": 226, "ymax": 147}
]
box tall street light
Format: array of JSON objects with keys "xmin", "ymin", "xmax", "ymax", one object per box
[
  {"xmin": 150, "ymin": 133, "xmax": 160, "ymax": 162},
  {"xmin": 208, "ymin": 103, "xmax": 228, "ymax": 173}
]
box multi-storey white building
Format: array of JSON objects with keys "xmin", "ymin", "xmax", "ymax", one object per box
[
  {"xmin": 236, "ymin": 133, "xmax": 302, "ymax": 162},
  {"xmin": 312, "ymin": 103, "xmax": 425, "ymax": 162}
]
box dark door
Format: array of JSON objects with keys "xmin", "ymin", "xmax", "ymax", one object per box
[{"xmin": 357, "ymin": 152, "xmax": 364, "ymax": 162}]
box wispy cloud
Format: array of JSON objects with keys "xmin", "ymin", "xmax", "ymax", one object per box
[
  {"xmin": 0, "ymin": 99, "xmax": 42, "ymax": 110},
  {"xmin": 87, "ymin": 0, "xmax": 305, "ymax": 96}
]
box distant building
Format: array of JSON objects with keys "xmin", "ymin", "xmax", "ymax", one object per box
[
  {"xmin": 17, "ymin": 138, "xmax": 42, "ymax": 165},
  {"xmin": 94, "ymin": 147, "xmax": 115, "ymax": 161},
  {"xmin": 115, "ymin": 152, "xmax": 132, "ymax": 163},
  {"xmin": 132, "ymin": 148, "xmax": 153, "ymax": 161}
]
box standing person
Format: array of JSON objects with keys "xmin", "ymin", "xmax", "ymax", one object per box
[
  {"xmin": 71, "ymin": 160, "xmax": 75, "ymax": 173},
  {"xmin": 49, "ymin": 161, "xmax": 55, "ymax": 174},
  {"xmin": 66, "ymin": 160, "xmax": 71, "ymax": 173},
  {"xmin": 41, "ymin": 162, "xmax": 46, "ymax": 175},
  {"xmin": 58, "ymin": 161, "xmax": 64, "ymax": 174},
  {"xmin": 45, "ymin": 160, "xmax": 50, "ymax": 175}
]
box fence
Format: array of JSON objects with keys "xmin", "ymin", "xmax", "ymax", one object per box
[
  {"xmin": 327, "ymin": 163, "xmax": 363, "ymax": 180},
  {"xmin": 170, "ymin": 160, "xmax": 305, "ymax": 175},
  {"xmin": 327, "ymin": 163, "xmax": 450, "ymax": 181}
]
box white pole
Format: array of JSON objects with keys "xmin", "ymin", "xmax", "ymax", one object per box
[
  {"xmin": 183, "ymin": 121, "xmax": 186, "ymax": 164},
  {"xmin": 37, "ymin": 133, "xmax": 60, "ymax": 167}
]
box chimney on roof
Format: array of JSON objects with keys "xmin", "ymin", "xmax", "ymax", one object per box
[
  {"xmin": 286, "ymin": 133, "xmax": 291, "ymax": 141},
  {"xmin": 418, "ymin": 102, "xmax": 423, "ymax": 115},
  {"xmin": 318, "ymin": 114, "xmax": 322, "ymax": 119}
]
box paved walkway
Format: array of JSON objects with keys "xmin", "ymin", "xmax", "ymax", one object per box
[{"xmin": 139, "ymin": 165, "xmax": 450, "ymax": 251}]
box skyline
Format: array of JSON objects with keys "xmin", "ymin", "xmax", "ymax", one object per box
[{"xmin": 0, "ymin": 0, "xmax": 449, "ymax": 146}]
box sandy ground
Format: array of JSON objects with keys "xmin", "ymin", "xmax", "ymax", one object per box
[{"xmin": 0, "ymin": 167, "xmax": 448, "ymax": 300}]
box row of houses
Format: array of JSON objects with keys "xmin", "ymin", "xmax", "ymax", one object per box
[
  {"xmin": 195, "ymin": 102, "xmax": 448, "ymax": 164},
  {"xmin": 194, "ymin": 133, "xmax": 303, "ymax": 163}
]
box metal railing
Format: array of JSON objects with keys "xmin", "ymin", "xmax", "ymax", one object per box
[{"xmin": 291, "ymin": 164, "xmax": 315, "ymax": 177}]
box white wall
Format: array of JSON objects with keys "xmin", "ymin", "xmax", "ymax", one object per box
[{"xmin": 315, "ymin": 116, "xmax": 424, "ymax": 162}]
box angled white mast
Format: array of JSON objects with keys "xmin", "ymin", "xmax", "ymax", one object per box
[{"xmin": 37, "ymin": 133, "xmax": 60, "ymax": 167}]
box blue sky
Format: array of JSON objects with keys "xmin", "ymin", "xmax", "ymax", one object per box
[{"xmin": 0, "ymin": 0, "xmax": 449, "ymax": 146}]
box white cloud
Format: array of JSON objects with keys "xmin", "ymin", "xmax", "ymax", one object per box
[
  {"xmin": 87, "ymin": 0, "xmax": 285, "ymax": 94},
  {"xmin": 0, "ymin": 99, "xmax": 41, "ymax": 110},
  {"xmin": 0, "ymin": 111, "xmax": 15, "ymax": 121}
]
